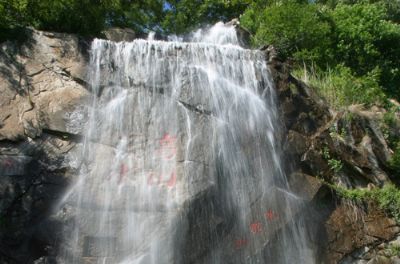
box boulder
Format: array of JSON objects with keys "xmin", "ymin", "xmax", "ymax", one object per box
[
  {"xmin": 0, "ymin": 28, "xmax": 89, "ymax": 141},
  {"xmin": 226, "ymin": 18, "xmax": 251, "ymax": 48},
  {"xmin": 101, "ymin": 28, "xmax": 136, "ymax": 42},
  {"xmin": 0, "ymin": 28, "xmax": 87, "ymax": 263},
  {"xmin": 324, "ymin": 202, "xmax": 399, "ymax": 263}
]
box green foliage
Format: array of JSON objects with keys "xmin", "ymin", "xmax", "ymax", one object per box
[
  {"xmin": 333, "ymin": 184, "xmax": 400, "ymax": 222},
  {"xmin": 335, "ymin": 185, "xmax": 370, "ymax": 202},
  {"xmin": 0, "ymin": 0, "xmax": 167, "ymax": 36},
  {"xmin": 331, "ymin": 3, "xmax": 386, "ymax": 72},
  {"xmin": 162, "ymin": 0, "xmax": 250, "ymax": 34},
  {"xmin": 31, "ymin": 0, "xmax": 116, "ymax": 35},
  {"xmin": 111, "ymin": 0, "xmax": 166, "ymax": 33},
  {"xmin": 322, "ymin": 147, "xmax": 344, "ymax": 173},
  {"xmin": 389, "ymin": 143, "xmax": 400, "ymax": 176},
  {"xmin": 387, "ymin": 244, "xmax": 400, "ymax": 257},
  {"xmin": 1, "ymin": 0, "xmax": 399, "ymax": 108},
  {"xmin": 330, "ymin": 3, "xmax": 400, "ymax": 99},
  {"xmin": 328, "ymin": 123, "xmax": 347, "ymax": 139},
  {"xmin": 317, "ymin": 0, "xmax": 400, "ymax": 22},
  {"xmin": 374, "ymin": 184, "xmax": 400, "ymax": 222},
  {"xmin": 241, "ymin": 2, "xmax": 332, "ymax": 64},
  {"xmin": 0, "ymin": 0, "xmax": 29, "ymax": 28},
  {"xmin": 381, "ymin": 105, "xmax": 400, "ymax": 147},
  {"xmin": 293, "ymin": 64, "xmax": 385, "ymax": 109},
  {"xmin": 242, "ymin": 0, "xmax": 400, "ymax": 103},
  {"xmin": 0, "ymin": 0, "xmax": 250, "ymax": 36}
]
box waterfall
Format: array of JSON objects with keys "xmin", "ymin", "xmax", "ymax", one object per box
[{"xmin": 58, "ymin": 22, "xmax": 315, "ymax": 264}]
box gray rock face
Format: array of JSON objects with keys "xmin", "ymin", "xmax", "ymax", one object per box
[
  {"xmin": 0, "ymin": 28, "xmax": 89, "ymax": 141},
  {"xmin": 0, "ymin": 28, "xmax": 87, "ymax": 263},
  {"xmin": 102, "ymin": 28, "xmax": 136, "ymax": 42},
  {"xmin": 226, "ymin": 18, "xmax": 251, "ymax": 48},
  {"xmin": 56, "ymin": 26, "xmax": 317, "ymax": 263},
  {"xmin": 0, "ymin": 26, "xmax": 399, "ymax": 264}
]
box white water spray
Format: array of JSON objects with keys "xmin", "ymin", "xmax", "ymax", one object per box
[{"xmin": 58, "ymin": 22, "xmax": 315, "ymax": 264}]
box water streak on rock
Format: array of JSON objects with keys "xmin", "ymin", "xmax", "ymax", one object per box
[{"xmin": 59, "ymin": 22, "xmax": 315, "ymax": 264}]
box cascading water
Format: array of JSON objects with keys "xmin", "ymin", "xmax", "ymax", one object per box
[{"xmin": 58, "ymin": 22, "xmax": 316, "ymax": 263}]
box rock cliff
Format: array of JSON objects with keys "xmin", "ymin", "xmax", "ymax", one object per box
[
  {"xmin": 270, "ymin": 53, "xmax": 400, "ymax": 263},
  {"xmin": 0, "ymin": 27, "xmax": 399, "ymax": 263}
]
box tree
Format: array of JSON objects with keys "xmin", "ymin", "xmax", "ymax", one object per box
[
  {"xmin": 241, "ymin": 2, "xmax": 333, "ymax": 64},
  {"xmin": 162, "ymin": 0, "xmax": 251, "ymax": 34},
  {"xmin": 0, "ymin": 0, "xmax": 30, "ymax": 28},
  {"xmin": 0, "ymin": 0, "xmax": 167, "ymax": 36},
  {"xmin": 330, "ymin": 2, "xmax": 400, "ymax": 97}
]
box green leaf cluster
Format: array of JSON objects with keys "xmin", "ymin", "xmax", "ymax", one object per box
[
  {"xmin": 0, "ymin": 0, "xmax": 250, "ymax": 38},
  {"xmin": 0, "ymin": 0, "xmax": 166, "ymax": 36},
  {"xmin": 389, "ymin": 143, "xmax": 400, "ymax": 177},
  {"xmin": 241, "ymin": 0, "xmax": 400, "ymax": 104},
  {"xmin": 332, "ymin": 183, "xmax": 400, "ymax": 222},
  {"xmin": 322, "ymin": 147, "xmax": 344, "ymax": 173},
  {"xmin": 162, "ymin": 0, "xmax": 251, "ymax": 34},
  {"xmin": 242, "ymin": 1, "xmax": 332, "ymax": 64}
]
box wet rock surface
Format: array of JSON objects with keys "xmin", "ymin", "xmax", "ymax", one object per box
[
  {"xmin": 0, "ymin": 28, "xmax": 399, "ymax": 263},
  {"xmin": 269, "ymin": 55, "xmax": 400, "ymax": 263}
]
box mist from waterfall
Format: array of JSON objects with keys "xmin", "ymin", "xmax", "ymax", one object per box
[{"xmin": 58, "ymin": 22, "xmax": 316, "ymax": 264}]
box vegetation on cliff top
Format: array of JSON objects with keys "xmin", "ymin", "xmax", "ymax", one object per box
[
  {"xmin": 240, "ymin": 0, "xmax": 400, "ymax": 107},
  {"xmin": 2, "ymin": 0, "xmax": 399, "ymax": 175},
  {"xmin": 1, "ymin": 0, "xmax": 399, "ymax": 108},
  {"xmin": 331, "ymin": 183, "xmax": 400, "ymax": 223},
  {"xmin": 0, "ymin": 0, "xmax": 248, "ymax": 36}
]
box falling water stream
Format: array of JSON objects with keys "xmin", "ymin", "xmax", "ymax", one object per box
[{"xmin": 59, "ymin": 22, "xmax": 315, "ymax": 264}]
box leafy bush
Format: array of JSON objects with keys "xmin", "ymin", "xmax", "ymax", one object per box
[
  {"xmin": 322, "ymin": 147, "xmax": 344, "ymax": 173},
  {"xmin": 0, "ymin": 0, "xmax": 166, "ymax": 36},
  {"xmin": 241, "ymin": 2, "xmax": 333, "ymax": 64},
  {"xmin": 389, "ymin": 143, "xmax": 400, "ymax": 177},
  {"xmin": 330, "ymin": 3, "xmax": 400, "ymax": 99},
  {"xmin": 387, "ymin": 244, "xmax": 400, "ymax": 257},
  {"xmin": 162, "ymin": 0, "xmax": 251, "ymax": 34},
  {"xmin": 335, "ymin": 186, "xmax": 369, "ymax": 202},
  {"xmin": 374, "ymin": 184, "xmax": 400, "ymax": 222},
  {"xmin": 242, "ymin": 0, "xmax": 400, "ymax": 103}
]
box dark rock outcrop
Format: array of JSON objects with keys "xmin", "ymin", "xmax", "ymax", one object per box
[
  {"xmin": 267, "ymin": 50, "xmax": 400, "ymax": 263},
  {"xmin": 0, "ymin": 28, "xmax": 87, "ymax": 263},
  {"xmin": 226, "ymin": 18, "xmax": 251, "ymax": 48}
]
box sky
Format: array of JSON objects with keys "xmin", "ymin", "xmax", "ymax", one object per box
[{"xmin": 163, "ymin": 2, "xmax": 172, "ymax": 10}]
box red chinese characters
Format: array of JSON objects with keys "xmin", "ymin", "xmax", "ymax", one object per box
[
  {"xmin": 233, "ymin": 209, "xmax": 280, "ymax": 249},
  {"xmin": 118, "ymin": 163, "xmax": 129, "ymax": 183},
  {"xmin": 166, "ymin": 171, "xmax": 176, "ymax": 187},
  {"xmin": 107, "ymin": 133, "xmax": 178, "ymax": 188},
  {"xmin": 264, "ymin": 209, "xmax": 278, "ymax": 221},
  {"xmin": 249, "ymin": 222, "xmax": 263, "ymax": 234},
  {"xmin": 147, "ymin": 171, "xmax": 176, "ymax": 188},
  {"xmin": 157, "ymin": 133, "xmax": 177, "ymax": 160},
  {"xmin": 234, "ymin": 239, "xmax": 248, "ymax": 250}
]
